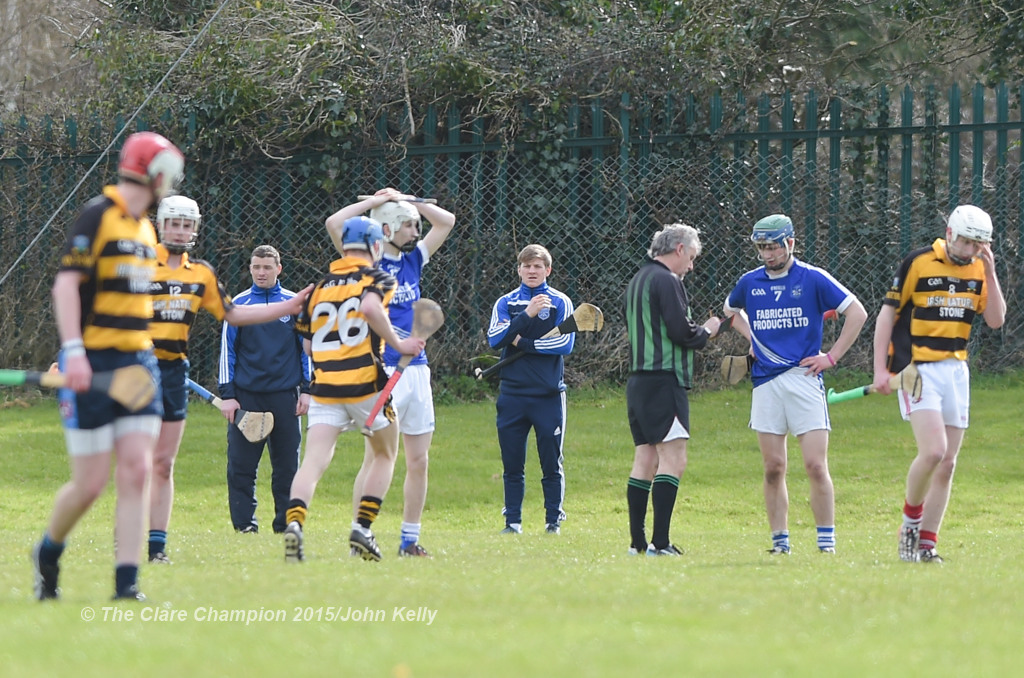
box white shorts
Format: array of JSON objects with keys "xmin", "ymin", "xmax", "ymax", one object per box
[
  {"xmin": 307, "ymin": 394, "xmax": 394, "ymax": 433},
  {"xmin": 385, "ymin": 363, "xmax": 435, "ymax": 435},
  {"xmin": 64, "ymin": 415, "xmax": 162, "ymax": 457},
  {"xmin": 898, "ymin": 359, "xmax": 969, "ymax": 428},
  {"xmin": 750, "ymin": 367, "xmax": 831, "ymax": 436}
]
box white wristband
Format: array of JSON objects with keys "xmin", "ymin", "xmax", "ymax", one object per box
[{"xmin": 62, "ymin": 339, "xmax": 85, "ymax": 357}]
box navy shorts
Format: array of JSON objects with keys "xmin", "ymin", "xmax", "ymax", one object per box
[
  {"xmin": 158, "ymin": 359, "xmax": 190, "ymax": 422},
  {"xmin": 58, "ymin": 348, "xmax": 163, "ymax": 430},
  {"xmin": 626, "ymin": 372, "xmax": 690, "ymax": 446}
]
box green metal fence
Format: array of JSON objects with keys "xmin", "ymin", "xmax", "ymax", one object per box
[{"xmin": 2, "ymin": 83, "xmax": 1022, "ymax": 390}]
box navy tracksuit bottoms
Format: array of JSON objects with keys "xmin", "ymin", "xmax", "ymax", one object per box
[
  {"xmin": 226, "ymin": 387, "xmax": 301, "ymax": 533},
  {"xmin": 496, "ymin": 390, "xmax": 566, "ymax": 527}
]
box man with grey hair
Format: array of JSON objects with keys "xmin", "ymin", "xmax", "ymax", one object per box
[{"xmin": 624, "ymin": 223, "xmax": 722, "ymax": 556}]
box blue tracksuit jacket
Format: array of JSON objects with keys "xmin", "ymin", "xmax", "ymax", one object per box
[{"xmin": 487, "ymin": 281, "xmax": 575, "ymax": 396}]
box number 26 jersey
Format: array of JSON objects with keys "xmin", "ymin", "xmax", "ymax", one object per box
[{"xmin": 295, "ymin": 256, "xmax": 396, "ymax": 403}]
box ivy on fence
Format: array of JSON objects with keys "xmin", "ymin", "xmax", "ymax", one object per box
[{"xmin": 2, "ymin": 83, "xmax": 1021, "ymax": 391}]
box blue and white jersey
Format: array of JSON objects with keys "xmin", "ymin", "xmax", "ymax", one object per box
[
  {"xmin": 726, "ymin": 258, "xmax": 855, "ymax": 386},
  {"xmin": 218, "ymin": 281, "xmax": 312, "ymax": 398},
  {"xmin": 487, "ymin": 281, "xmax": 574, "ymax": 397},
  {"xmin": 378, "ymin": 241, "xmax": 429, "ymax": 367}
]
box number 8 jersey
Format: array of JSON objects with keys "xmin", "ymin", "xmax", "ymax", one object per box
[{"xmin": 295, "ymin": 256, "xmax": 397, "ymax": 403}]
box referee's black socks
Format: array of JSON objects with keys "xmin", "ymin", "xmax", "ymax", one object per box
[{"xmin": 627, "ymin": 477, "xmax": 652, "ymax": 551}]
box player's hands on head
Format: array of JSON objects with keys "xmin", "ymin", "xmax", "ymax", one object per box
[
  {"xmin": 373, "ymin": 187, "xmax": 416, "ymax": 204},
  {"xmin": 978, "ymin": 243, "xmax": 995, "ymax": 270}
]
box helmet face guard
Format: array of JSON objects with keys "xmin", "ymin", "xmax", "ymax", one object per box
[
  {"xmin": 370, "ymin": 201, "xmax": 420, "ymax": 247},
  {"xmin": 750, "ymin": 214, "xmax": 795, "ymax": 271},
  {"xmin": 946, "ymin": 205, "xmax": 993, "ymax": 265},
  {"xmin": 118, "ymin": 132, "xmax": 185, "ymax": 202},
  {"xmin": 156, "ymin": 195, "xmax": 201, "ymax": 254}
]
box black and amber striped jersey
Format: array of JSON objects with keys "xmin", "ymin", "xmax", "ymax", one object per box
[
  {"xmin": 294, "ymin": 257, "xmax": 397, "ymax": 404},
  {"xmin": 883, "ymin": 238, "xmax": 988, "ymax": 372},
  {"xmin": 57, "ymin": 185, "xmax": 158, "ymax": 352},
  {"xmin": 150, "ymin": 244, "xmax": 234, "ymax": 362}
]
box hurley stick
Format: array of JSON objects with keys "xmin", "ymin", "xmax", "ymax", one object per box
[
  {"xmin": 187, "ymin": 378, "xmax": 275, "ymax": 443},
  {"xmin": 721, "ymin": 354, "xmax": 754, "ymax": 385},
  {"xmin": 826, "ymin": 363, "xmax": 923, "ymax": 404},
  {"xmin": 0, "ymin": 364, "xmax": 157, "ymax": 412},
  {"xmin": 358, "ymin": 195, "xmax": 437, "ymax": 204},
  {"xmin": 361, "ymin": 299, "xmax": 446, "ymax": 436},
  {"xmin": 474, "ymin": 303, "xmax": 604, "ymax": 380}
]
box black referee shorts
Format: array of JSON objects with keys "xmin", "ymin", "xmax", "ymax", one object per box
[{"xmin": 626, "ymin": 372, "xmax": 690, "ymax": 446}]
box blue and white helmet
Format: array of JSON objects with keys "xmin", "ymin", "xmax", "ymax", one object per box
[
  {"xmin": 342, "ymin": 216, "xmax": 385, "ymax": 260},
  {"xmin": 750, "ymin": 214, "xmax": 794, "ymax": 245}
]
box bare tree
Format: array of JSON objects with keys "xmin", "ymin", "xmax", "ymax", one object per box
[{"xmin": 0, "ymin": 0, "xmax": 104, "ymax": 112}]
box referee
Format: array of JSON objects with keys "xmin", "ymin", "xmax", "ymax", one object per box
[{"xmin": 624, "ymin": 223, "xmax": 721, "ymax": 556}]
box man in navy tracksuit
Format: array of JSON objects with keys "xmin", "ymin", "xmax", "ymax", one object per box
[
  {"xmin": 487, "ymin": 244, "xmax": 575, "ymax": 535},
  {"xmin": 218, "ymin": 245, "xmax": 311, "ymax": 534}
]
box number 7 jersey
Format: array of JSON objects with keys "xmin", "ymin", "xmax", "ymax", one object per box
[
  {"xmin": 294, "ymin": 256, "xmax": 397, "ymax": 403},
  {"xmin": 726, "ymin": 258, "xmax": 855, "ymax": 385}
]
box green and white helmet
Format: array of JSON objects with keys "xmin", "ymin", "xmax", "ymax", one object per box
[
  {"xmin": 750, "ymin": 214, "xmax": 795, "ymax": 271},
  {"xmin": 750, "ymin": 214, "xmax": 794, "ymax": 245}
]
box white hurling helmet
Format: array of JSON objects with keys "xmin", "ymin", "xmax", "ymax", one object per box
[
  {"xmin": 156, "ymin": 195, "xmax": 201, "ymax": 254},
  {"xmin": 947, "ymin": 205, "xmax": 993, "ymax": 244},
  {"xmin": 370, "ymin": 200, "xmax": 420, "ymax": 248}
]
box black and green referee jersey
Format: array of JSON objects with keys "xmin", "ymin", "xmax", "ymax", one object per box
[{"xmin": 625, "ymin": 258, "xmax": 710, "ymax": 388}]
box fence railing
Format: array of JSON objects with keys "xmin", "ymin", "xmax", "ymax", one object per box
[{"xmin": 2, "ymin": 82, "xmax": 1021, "ymax": 390}]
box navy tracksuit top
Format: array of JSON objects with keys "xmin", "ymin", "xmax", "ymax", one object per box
[
  {"xmin": 487, "ymin": 281, "xmax": 574, "ymax": 397},
  {"xmin": 218, "ymin": 281, "xmax": 310, "ymax": 398}
]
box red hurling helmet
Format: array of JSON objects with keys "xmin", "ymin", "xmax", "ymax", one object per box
[{"xmin": 118, "ymin": 132, "xmax": 185, "ymax": 201}]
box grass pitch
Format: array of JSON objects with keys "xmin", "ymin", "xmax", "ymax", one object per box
[{"xmin": 1, "ymin": 371, "xmax": 1023, "ymax": 677}]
